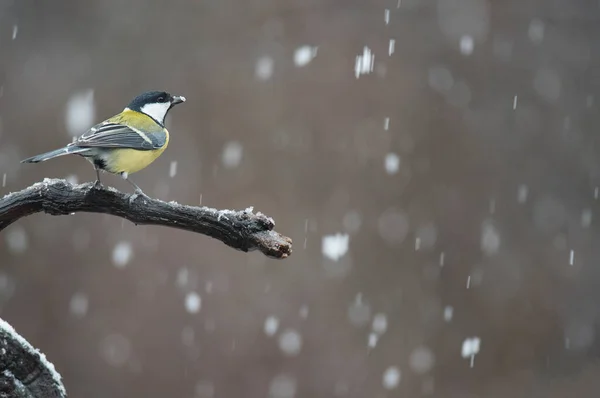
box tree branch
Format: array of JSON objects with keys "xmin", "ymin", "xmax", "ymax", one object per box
[
  {"xmin": 0, "ymin": 318, "xmax": 67, "ymax": 398},
  {"xmin": 0, "ymin": 179, "xmax": 292, "ymax": 259}
]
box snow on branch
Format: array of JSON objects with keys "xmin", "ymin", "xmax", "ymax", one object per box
[
  {"xmin": 0, "ymin": 179, "xmax": 293, "ymax": 259},
  {"xmin": 0, "ymin": 318, "xmax": 66, "ymax": 398}
]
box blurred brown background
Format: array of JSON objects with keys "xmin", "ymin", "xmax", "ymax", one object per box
[{"xmin": 2, "ymin": 0, "xmax": 600, "ymax": 397}]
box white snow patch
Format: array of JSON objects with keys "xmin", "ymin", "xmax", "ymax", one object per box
[
  {"xmin": 0, "ymin": 318, "xmax": 66, "ymax": 395},
  {"xmin": 3, "ymin": 370, "xmax": 26, "ymax": 394},
  {"xmin": 65, "ymin": 174, "xmax": 79, "ymax": 185}
]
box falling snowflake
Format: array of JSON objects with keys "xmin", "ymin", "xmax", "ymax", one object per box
[
  {"xmin": 169, "ymin": 161, "xmax": 178, "ymax": 178},
  {"xmin": 293, "ymin": 45, "xmax": 317, "ymax": 67},
  {"xmin": 461, "ymin": 336, "xmax": 481, "ymax": 367},
  {"xmin": 264, "ymin": 316, "xmax": 279, "ymax": 336},
  {"xmin": 65, "ymin": 89, "xmax": 95, "ymax": 137},
  {"xmin": 382, "ymin": 366, "xmax": 401, "ymax": 389},
  {"xmin": 322, "ymin": 233, "xmax": 349, "ymax": 261},
  {"xmin": 256, "ymin": 56, "xmax": 274, "ymax": 81},
  {"xmin": 459, "ymin": 35, "xmax": 474, "ymax": 55},
  {"xmin": 221, "ymin": 141, "xmax": 243, "ymax": 169},
  {"xmin": 354, "ymin": 46, "xmax": 374, "ymax": 78},
  {"xmin": 278, "ymin": 329, "xmax": 302, "ymax": 357},
  {"xmin": 184, "ymin": 292, "xmax": 202, "ymax": 314},
  {"xmin": 112, "ymin": 241, "xmax": 133, "ymax": 268},
  {"xmin": 384, "ymin": 153, "xmax": 400, "ymax": 175}
]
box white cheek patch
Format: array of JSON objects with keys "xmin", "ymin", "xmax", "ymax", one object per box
[{"xmin": 140, "ymin": 102, "xmax": 171, "ymax": 124}]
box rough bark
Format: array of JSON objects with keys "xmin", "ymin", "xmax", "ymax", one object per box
[
  {"xmin": 0, "ymin": 179, "xmax": 292, "ymax": 259},
  {"xmin": 0, "ymin": 318, "xmax": 67, "ymax": 398}
]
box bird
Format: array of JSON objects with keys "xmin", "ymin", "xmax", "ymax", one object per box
[{"xmin": 21, "ymin": 90, "xmax": 186, "ymax": 197}]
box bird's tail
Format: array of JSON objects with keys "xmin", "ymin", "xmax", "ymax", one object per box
[{"xmin": 21, "ymin": 146, "xmax": 88, "ymax": 163}]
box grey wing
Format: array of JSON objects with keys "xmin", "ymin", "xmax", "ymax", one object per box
[{"xmin": 70, "ymin": 123, "xmax": 166, "ymax": 151}]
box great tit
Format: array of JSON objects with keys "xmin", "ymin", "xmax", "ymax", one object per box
[{"xmin": 21, "ymin": 90, "xmax": 186, "ymax": 196}]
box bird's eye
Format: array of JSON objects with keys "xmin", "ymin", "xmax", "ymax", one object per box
[{"xmin": 157, "ymin": 96, "xmax": 165, "ymax": 103}]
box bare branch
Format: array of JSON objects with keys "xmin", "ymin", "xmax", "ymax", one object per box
[
  {"xmin": 0, "ymin": 318, "xmax": 67, "ymax": 398},
  {"xmin": 0, "ymin": 179, "xmax": 292, "ymax": 259}
]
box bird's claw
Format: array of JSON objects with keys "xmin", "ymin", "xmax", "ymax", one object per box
[
  {"xmin": 135, "ymin": 188, "xmax": 150, "ymax": 199},
  {"xmin": 93, "ymin": 180, "xmax": 104, "ymax": 190},
  {"xmin": 129, "ymin": 188, "xmax": 151, "ymax": 204}
]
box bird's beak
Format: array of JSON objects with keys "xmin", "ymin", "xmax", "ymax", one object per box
[{"xmin": 171, "ymin": 95, "xmax": 186, "ymax": 105}]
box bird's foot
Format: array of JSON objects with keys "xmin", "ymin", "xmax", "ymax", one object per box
[
  {"xmin": 129, "ymin": 188, "xmax": 151, "ymax": 204},
  {"xmin": 134, "ymin": 188, "xmax": 151, "ymax": 199},
  {"xmin": 92, "ymin": 180, "xmax": 104, "ymax": 190}
]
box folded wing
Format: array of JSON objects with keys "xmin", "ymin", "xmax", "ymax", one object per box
[{"xmin": 71, "ymin": 123, "xmax": 166, "ymax": 151}]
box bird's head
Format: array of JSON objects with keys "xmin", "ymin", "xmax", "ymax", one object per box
[{"xmin": 126, "ymin": 91, "xmax": 186, "ymax": 125}]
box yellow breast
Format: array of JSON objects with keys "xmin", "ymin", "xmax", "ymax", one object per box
[{"xmin": 107, "ymin": 130, "xmax": 170, "ymax": 174}]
